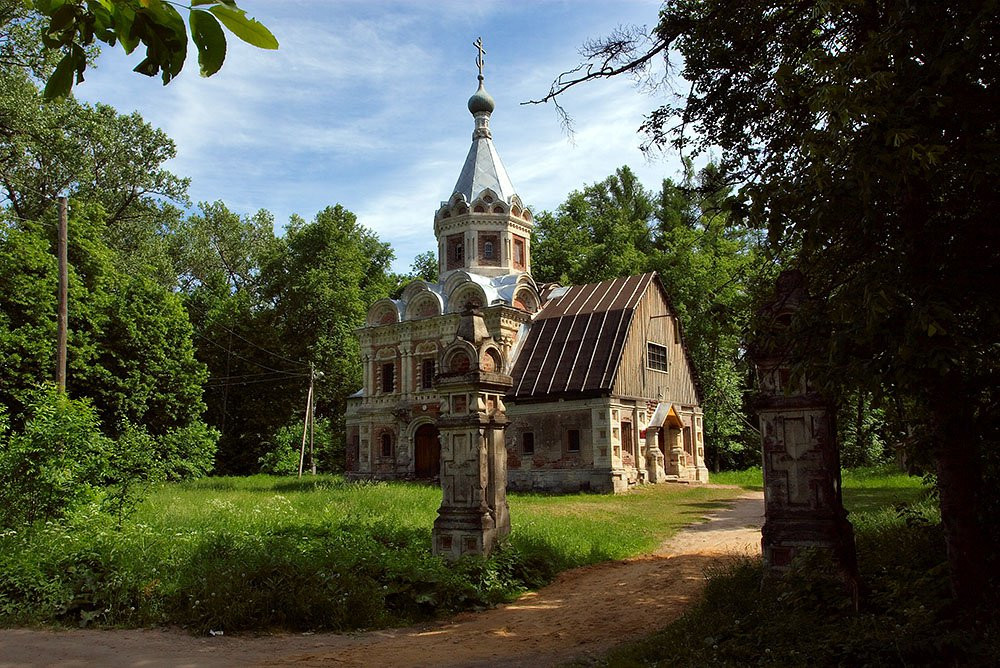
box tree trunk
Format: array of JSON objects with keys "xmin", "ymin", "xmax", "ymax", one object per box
[
  {"xmin": 934, "ymin": 406, "xmax": 988, "ymax": 607},
  {"xmin": 855, "ymin": 392, "xmax": 865, "ymax": 465}
]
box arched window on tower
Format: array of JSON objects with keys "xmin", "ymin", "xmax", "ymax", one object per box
[{"xmin": 484, "ymin": 241, "xmax": 494, "ymax": 259}]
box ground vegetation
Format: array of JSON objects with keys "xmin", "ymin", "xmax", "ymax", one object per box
[{"xmin": 0, "ymin": 477, "xmax": 740, "ymax": 632}]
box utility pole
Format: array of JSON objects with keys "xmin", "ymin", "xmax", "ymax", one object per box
[
  {"xmin": 298, "ymin": 363, "xmax": 314, "ymax": 477},
  {"xmin": 56, "ymin": 196, "xmax": 68, "ymax": 394},
  {"xmin": 309, "ymin": 368, "xmax": 317, "ymax": 475}
]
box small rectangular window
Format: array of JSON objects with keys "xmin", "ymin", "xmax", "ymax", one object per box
[
  {"xmin": 381, "ymin": 362, "xmax": 394, "ymax": 393},
  {"xmin": 647, "ymin": 342, "xmax": 668, "ymax": 372},
  {"xmin": 567, "ymin": 429, "xmax": 580, "ymax": 453},
  {"xmin": 421, "ymin": 358, "xmax": 435, "ymax": 390},
  {"xmin": 522, "ymin": 432, "xmax": 535, "ymax": 454}
]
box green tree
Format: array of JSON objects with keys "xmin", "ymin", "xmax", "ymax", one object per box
[
  {"xmin": 649, "ymin": 162, "xmax": 763, "ymax": 470},
  {"xmin": 407, "ymin": 250, "xmax": 438, "ymax": 283},
  {"xmin": 533, "ymin": 0, "xmax": 999, "ymax": 603},
  {"xmin": 261, "ymin": 206, "xmax": 396, "ymax": 471},
  {"xmin": 0, "ymin": 203, "xmax": 211, "ymax": 451},
  {"xmin": 532, "ymin": 166, "xmax": 653, "ymax": 285},
  {"xmin": 1, "ymin": 65, "xmax": 188, "ymax": 286},
  {"xmin": 175, "ymin": 202, "xmax": 302, "ymax": 474}
]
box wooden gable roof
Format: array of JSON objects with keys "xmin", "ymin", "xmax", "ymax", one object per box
[{"xmin": 509, "ymin": 273, "xmax": 655, "ymax": 399}]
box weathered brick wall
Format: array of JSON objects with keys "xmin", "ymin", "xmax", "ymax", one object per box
[
  {"xmin": 505, "ymin": 408, "xmax": 593, "ymax": 469},
  {"xmin": 507, "ymin": 468, "xmax": 617, "ymax": 493}
]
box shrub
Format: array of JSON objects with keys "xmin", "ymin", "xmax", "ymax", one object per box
[
  {"xmin": 0, "ymin": 386, "xmax": 109, "ymax": 527},
  {"xmin": 259, "ymin": 418, "xmax": 333, "ymax": 475},
  {"xmin": 101, "ymin": 422, "xmax": 165, "ymax": 528},
  {"xmin": 156, "ymin": 421, "xmax": 218, "ymax": 480}
]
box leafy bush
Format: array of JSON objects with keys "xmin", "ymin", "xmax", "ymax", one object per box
[
  {"xmin": 156, "ymin": 421, "xmax": 218, "ymax": 480},
  {"xmin": 0, "ymin": 386, "xmax": 108, "ymax": 527},
  {"xmin": 259, "ymin": 418, "xmax": 333, "ymax": 475},
  {"xmin": 101, "ymin": 423, "xmax": 165, "ymax": 527}
]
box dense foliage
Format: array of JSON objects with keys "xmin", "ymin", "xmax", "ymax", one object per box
[
  {"xmin": 1, "ymin": 6, "xmax": 398, "ymax": 483},
  {"xmin": 0, "ymin": 205, "xmax": 210, "ymax": 441}
]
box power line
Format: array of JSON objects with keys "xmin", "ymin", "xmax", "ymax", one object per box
[
  {"xmin": 185, "ymin": 300, "xmax": 309, "ymax": 369},
  {"xmin": 203, "ymin": 373, "xmax": 310, "ymax": 389},
  {"xmin": 192, "ymin": 330, "xmax": 297, "ymax": 375},
  {"xmin": 205, "ymin": 369, "xmax": 307, "ymax": 382}
]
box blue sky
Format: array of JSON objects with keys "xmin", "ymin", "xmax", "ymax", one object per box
[{"xmin": 75, "ymin": 0, "xmax": 684, "ymax": 272}]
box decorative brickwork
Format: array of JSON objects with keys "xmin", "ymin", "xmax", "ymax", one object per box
[
  {"xmin": 432, "ymin": 309, "xmax": 513, "ymax": 559},
  {"xmin": 478, "ymin": 232, "xmax": 501, "ymax": 266},
  {"xmin": 512, "ymin": 235, "xmax": 526, "ymax": 271},
  {"xmin": 446, "ymin": 233, "xmax": 465, "ymax": 271}
]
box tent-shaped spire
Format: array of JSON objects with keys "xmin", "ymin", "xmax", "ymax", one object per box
[{"xmin": 451, "ymin": 55, "xmax": 517, "ymax": 204}]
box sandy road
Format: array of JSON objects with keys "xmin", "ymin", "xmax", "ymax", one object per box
[{"xmin": 0, "ymin": 491, "xmax": 763, "ymax": 668}]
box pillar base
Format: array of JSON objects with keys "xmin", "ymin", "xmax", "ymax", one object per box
[{"xmin": 433, "ymin": 506, "xmax": 505, "ymax": 559}]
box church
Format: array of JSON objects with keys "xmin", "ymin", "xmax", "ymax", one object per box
[{"xmin": 345, "ymin": 63, "xmax": 708, "ymax": 494}]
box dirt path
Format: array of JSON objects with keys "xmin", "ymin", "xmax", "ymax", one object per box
[{"xmin": 0, "ymin": 492, "xmax": 764, "ymax": 668}]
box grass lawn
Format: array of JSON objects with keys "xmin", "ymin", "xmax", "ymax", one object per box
[
  {"xmin": 0, "ymin": 476, "xmax": 742, "ymax": 633},
  {"xmin": 710, "ymin": 465, "xmax": 929, "ymax": 512}
]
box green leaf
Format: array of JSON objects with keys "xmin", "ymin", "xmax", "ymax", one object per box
[
  {"xmin": 208, "ymin": 4, "xmax": 278, "ymax": 49},
  {"xmin": 111, "ymin": 3, "xmax": 139, "ymax": 53},
  {"xmin": 189, "ymin": 10, "xmax": 226, "ymax": 77},
  {"xmin": 43, "ymin": 52, "xmax": 76, "ymax": 100}
]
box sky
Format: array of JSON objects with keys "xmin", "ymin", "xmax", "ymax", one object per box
[{"xmin": 74, "ymin": 0, "xmax": 685, "ymax": 273}]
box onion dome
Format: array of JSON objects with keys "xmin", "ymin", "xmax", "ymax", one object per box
[{"xmin": 468, "ymin": 76, "xmax": 495, "ymax": 115}]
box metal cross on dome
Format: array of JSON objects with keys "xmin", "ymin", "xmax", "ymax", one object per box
[{"xmin": 474, "ymin": 37, "xmax": 486, "ymax": 77}]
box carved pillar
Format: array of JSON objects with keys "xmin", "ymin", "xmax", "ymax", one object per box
[
  {"xmin": 362, "ymin": 354, "xmax": 371, "ymax": 398},
  {"xmin": 663, "ymin": 427, "xmax": 683, "ymax": 477},
  {"xmin": 400, "ymin": 345, "xmax": 412, "ymax": 398},
  {"xmin": 645, "ymin": 427, "xmax": 667, "ymax": 483},
  {"xmin": 751, "ymin": 271, "xmax": 858, "ymax": 580},
  {"xmin": 432, "ymin": 308, "xmax": 512, "ymax": 559}
]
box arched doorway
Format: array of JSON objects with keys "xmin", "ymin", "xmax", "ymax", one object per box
[{"xmin": 414, "ymin": 423, "xmax": 440, "ymax": 479}]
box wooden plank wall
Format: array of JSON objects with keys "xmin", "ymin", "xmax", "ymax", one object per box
[{"xmin": 612, "ymin": 283, "xmax": 699, "ymax": 405}]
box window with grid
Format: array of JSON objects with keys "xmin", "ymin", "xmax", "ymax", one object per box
[
  {"xmin": 421, "ymin": 358, "xmax": 435, "ymax": 390},
  {"xmin": 647, "ymin": 342, "xmax": 668, "ymax": 372}
]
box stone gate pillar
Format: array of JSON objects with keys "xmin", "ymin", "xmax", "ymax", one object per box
[
  {"xmin": 751, "ymin": 271, "xmax": 858, "ymax": 579},
  {"xmin": 432, "ymin": 308, "xmax": 513, "ymax": 559}
]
